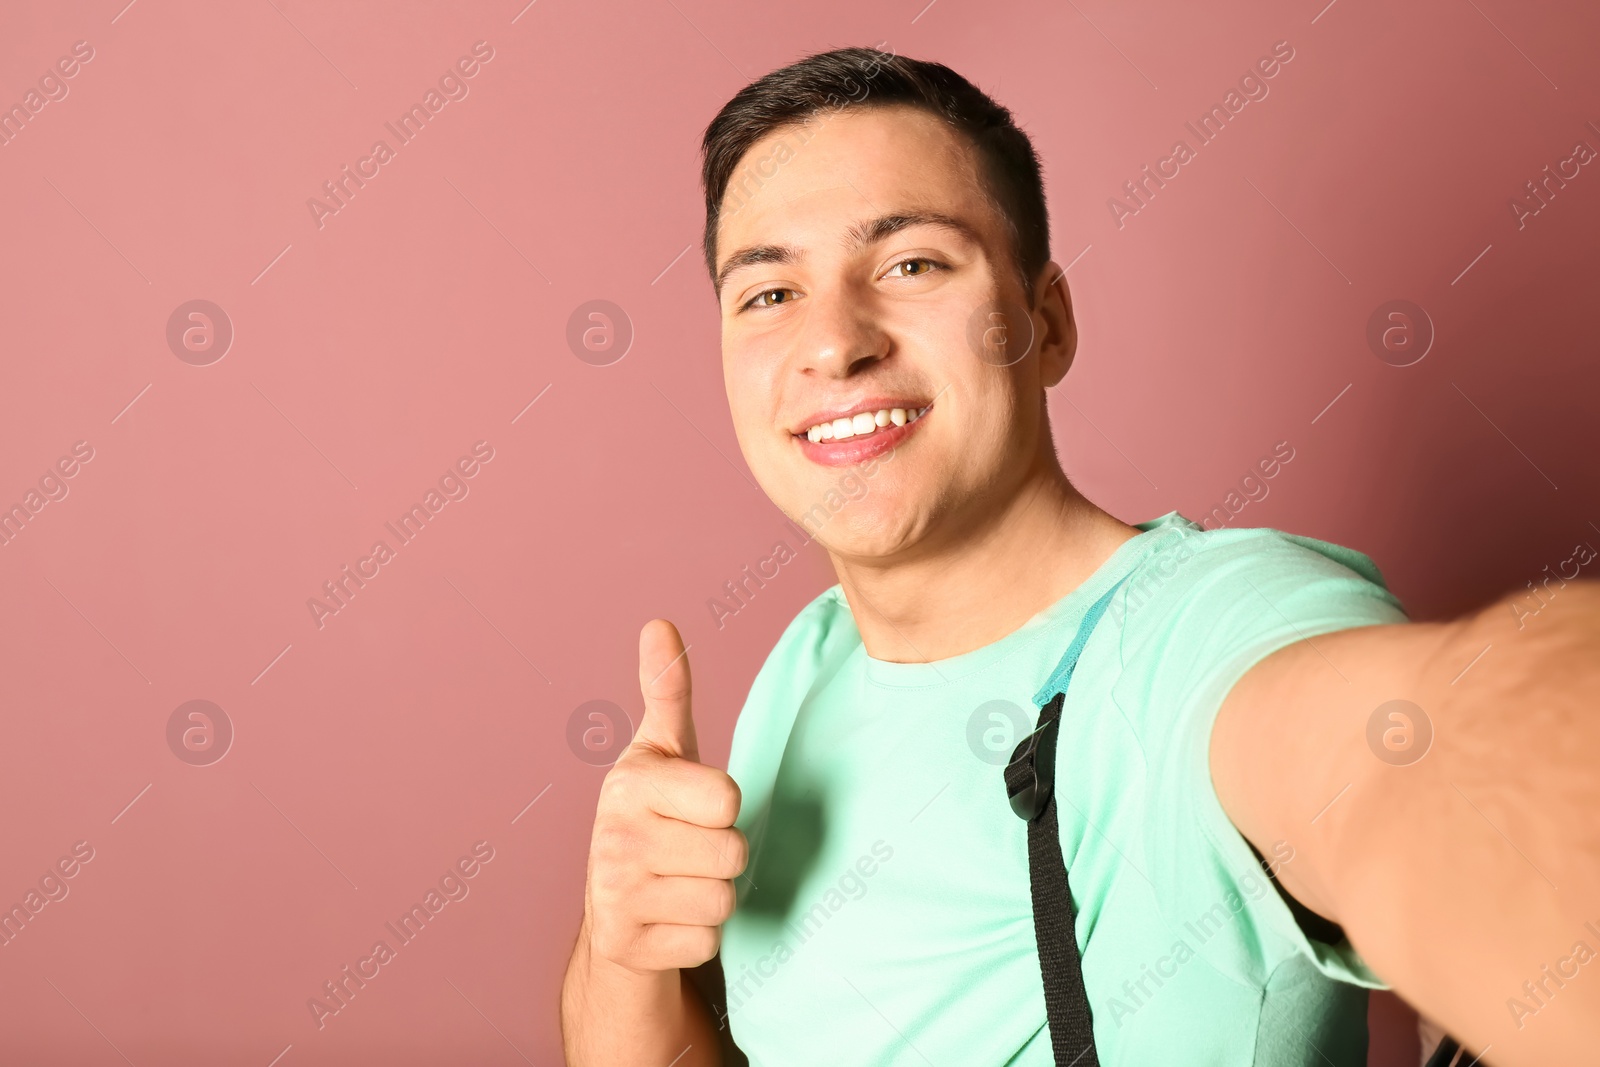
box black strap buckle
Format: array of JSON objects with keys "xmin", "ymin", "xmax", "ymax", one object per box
[{"xmin": 1004, "ymin": 707, "xmax": 1059, "ymax": 822}]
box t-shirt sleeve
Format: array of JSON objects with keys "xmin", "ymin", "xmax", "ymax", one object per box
[
  {"xmin": 727, "ymin": 586, "xmax": 860, "ymax": 850},
  {"xmin": 1107, "ymin": 523, "xmax": 1409, "ymax": 991}
]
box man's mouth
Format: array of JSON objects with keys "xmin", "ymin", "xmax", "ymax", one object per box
[
  {"xmin": 790, "ymin": 401, "xmax": 932, "ymax": 467},
  {"xmin": 796, "ymin": 404, "xmax": 930, "ymax": 443}
]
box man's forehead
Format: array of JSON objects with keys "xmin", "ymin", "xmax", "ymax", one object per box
[
  {"xmin": 727, "ymin": 109, "xmax": 978, "ymax": 211},
  {"xmin": 714, "ymin": 112, "xmax": 999, "ymax": 291}
]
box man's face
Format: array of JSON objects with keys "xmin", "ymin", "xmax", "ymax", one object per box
[{"xmin": 714, "ymin": 104, "xmax": 1070, "ymax": 562}]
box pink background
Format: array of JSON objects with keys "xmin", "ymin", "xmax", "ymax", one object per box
[{"xmin": 2, "ymin": 0, "xmax": 1597, "ymax": 1063}]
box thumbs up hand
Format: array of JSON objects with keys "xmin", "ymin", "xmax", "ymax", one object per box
[{"xmin": 582, "ymin": 619, "xmax": 747, "ymax": 975}]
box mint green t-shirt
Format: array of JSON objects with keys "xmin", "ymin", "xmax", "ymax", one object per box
[{"xmin": 718, "ymin": 512, "xmax": 1409, "ymax": 1065}]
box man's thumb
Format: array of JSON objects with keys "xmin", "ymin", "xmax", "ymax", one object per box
[{"xmin": 635, "ymin": 618, "xmax": 698, "ymax": 761}]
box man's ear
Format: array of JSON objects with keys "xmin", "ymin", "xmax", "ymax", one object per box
[{"xmin": 1033, "ymin": 261, "xmax": 1077, "ymax": 389}]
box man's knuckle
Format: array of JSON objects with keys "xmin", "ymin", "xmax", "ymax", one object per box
[
  {"xmin": 589, "ymin": 859, "xmax": 627, "ymax": 900},
  {"xmin": 603, "ymin": 762, "xmax": 648, "ymax": 807},
  {"xmin": 595, "ymin": 821, "xmax": 650, "ymax": 878},
  {"xmin": 590, "ymin": 921, "xmax": 628, "ymax": 964}
]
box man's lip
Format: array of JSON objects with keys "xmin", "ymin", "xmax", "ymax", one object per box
[{"xmin": 789, "ymin": 396, "xmax": 931, "ymax": 437}]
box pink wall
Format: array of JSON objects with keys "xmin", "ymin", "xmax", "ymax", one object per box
[{"xmin": 2, "ymin": 1, "xmax": 1595, "ymax": 1063}]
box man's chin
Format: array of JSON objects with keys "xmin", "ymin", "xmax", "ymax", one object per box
[{"xmin": 785, "ymin": 498, "xmax": 929, "ymax": 562}]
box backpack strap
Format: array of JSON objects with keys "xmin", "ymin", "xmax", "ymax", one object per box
[
  {"xmin": 1005, "ymin": 575, "xmax": 1481, "ymax": 1067},
  {"xmin": 1004, "ymin": 576, "xmax": 1126, "ymax": 1066},
  {"xmin": 1422, "ymin": 1035, "xmax": 1486, "ymax": 1067}
]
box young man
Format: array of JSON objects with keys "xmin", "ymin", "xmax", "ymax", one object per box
[{"xmin": 562, "ymin": 48, "xmax": 1600, "ymax": 1065}]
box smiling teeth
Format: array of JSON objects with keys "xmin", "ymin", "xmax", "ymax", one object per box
[{"xmin": 806, "ymin": 406, "xmax": 928, "ymax": 442}]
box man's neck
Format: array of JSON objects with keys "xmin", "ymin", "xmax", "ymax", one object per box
[{"xmin": 829, "ymin": 459, "xmax": 1142, "ymax": 664}]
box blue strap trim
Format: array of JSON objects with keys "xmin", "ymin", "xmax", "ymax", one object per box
[{"xmin": 1030, "ymin": 576, "xmax": 1129, "ymax": 708}]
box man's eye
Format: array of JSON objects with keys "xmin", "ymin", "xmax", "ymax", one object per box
[
  {"xmin": 741, "ymin": 288, "xmax": 797, "ymax": 311},
  {"xmin": 887, "ymin": 257, "xmax": 946, "ymax": 278},
  {"xmin": 738, "ymin": 260, "xmax": 946, "ymax": 311}
]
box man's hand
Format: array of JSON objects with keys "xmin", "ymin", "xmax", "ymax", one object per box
[
  {"xmin": 562, "ymin": 620, "xmax": 746, "ymax": 1065},
  {"xmin": 585, "ymin": 617, "xmax": 745, "ymax": 979},
  {"xmin": 584, "ymin": 619, "xmax": 748, "ymax": 972}
]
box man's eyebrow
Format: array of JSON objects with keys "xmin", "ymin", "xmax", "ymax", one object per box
[{"xmin": 715, "ymin": 211, "xmax": 983, "ymax": 295}]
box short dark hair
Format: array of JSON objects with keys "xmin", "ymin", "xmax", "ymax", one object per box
[{"xmin": 698, "ymin": 46, "xmax": 1051, "ymax": 307}]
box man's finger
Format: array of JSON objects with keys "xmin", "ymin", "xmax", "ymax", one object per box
[
  {"xmin": 635, "ymin": 618, "xmax": 698, "ymax": 761},
  {"xmin": 639, "ymin": 818, "xmax": 749, "ymax": 881},
  {"xmin": 632, "ymin": 922, "xmax": 721, "ymax": 971},
  {"xmin": 624, "ymin": 755, "xmax": 741, "ymax": 829},
  {"xmin": 631, "ymin": 875, "xmax": 739, "ymax": 927}
]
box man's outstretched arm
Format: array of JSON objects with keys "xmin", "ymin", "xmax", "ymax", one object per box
[{"xmin": 1212, "ymin": 579, "xmax": 1600, "ymax": 1065}]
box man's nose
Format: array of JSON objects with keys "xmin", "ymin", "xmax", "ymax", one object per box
[{"xmin": 795, "ymin": 287, "xmax": 889, "ymax": 377}]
